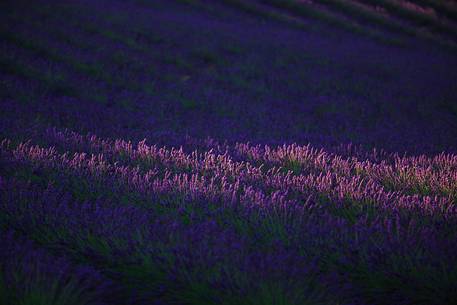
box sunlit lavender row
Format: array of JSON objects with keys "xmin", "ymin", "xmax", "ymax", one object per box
[{"xmin": 1, "ymin": 130, "xmax": 457, "ymax": 304}]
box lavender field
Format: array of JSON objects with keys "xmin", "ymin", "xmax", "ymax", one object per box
[{"xmin": 1, "ymin": 0, "xmax": 457, "ymax": 304}]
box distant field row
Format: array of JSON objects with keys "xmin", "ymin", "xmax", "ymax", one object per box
[{"xmin": 180, "ymin": 0, "xmax": 457, "ymax": 49}]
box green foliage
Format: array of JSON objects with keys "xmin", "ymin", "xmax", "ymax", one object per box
[
  {"xmin": 168, "ymin": 281, "xmax": 221, "ymax": 305},
  {"xmin": 143, "ymin": 81, "xmax": 156, "ymax": 96},
  {"xmin": 244, "ymin": 282, "xmax": 326, "ymax": 305},
  {"xmin": 224, "ymin": 44, "xmax": 243, "ymax": 55},
  {"xmin": 0, "ymin": 30, "xmax": 62, "ymax": 62},
  {"xmin": 0, "ymin": 270, "xmax": 14, "ymax": 305},
  {"xmin": 165, "ymin": 55, "xmax": 194, "ymax": 71},
  {"xmin": 260, "ymin": 212, "xmax": 289, "ymax": 244},
  {"xmin": 117, "ymin": 98, "xmax": 135, "ymax": 111},
  {"xmin": 0, "ymin": 55, "xmax": 36, "ymax": 79},
  {"xmin": 4, "ymin": 261, "xmax": 96, "ymax": 305},
  {"xmin": 110, "ymin": 51, "xmax": 132, "ymax": 68},
  {"xmin": 43, "ymin": 72, "xmax": 79, "ymax": 98},
  {"xmin": 190, "ymin": 48, "xmax": 221, "ymax": 66},
  {"xmin": 440, "ymin": 99, "xmax": 457, "ymax": 117},
  {"xmin": 13, "ymin": 168, "xmax": 49, "ymax": 189},
  {"xmin": 73, "ymin": 62, "xmax": 104, "ymax": 79},
  {"xmin": 282, "ymin": 159, "xmax": 302, "ymax": 175},
  {"xmin": 111, "ymin": 253, "xmax": 168, "ymax": 300},
  {"xmin": 99, "ymin": 30, "xmax": 143, "ymax": 51},
  {"xmin": 344, "ymin": 254, "xmax": 457, "ymax": 305},
  {"xmin": 180, "ymin": 98, "xmax": 200, "ymax": 111},
  {"xmin": 92, "ymin": 93, "xmax": 108, "ymax": 105}
]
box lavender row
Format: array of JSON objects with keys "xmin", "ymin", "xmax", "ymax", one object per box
[
  {"xmin": 45, "ymin": 127, "xmax": 457, "ymax": 201},
  {"xmin": 1, "ymin": 139, "xmax": 456, "ymax": 304},
  {"xmin": 232, "ymin": 141, "xmax": 457, "ymax": 199},
  {"xmin": 0, "ymin": 160, "xmax": 332, "ymax": 304},
  {"xmin": 34, "ymin": 129, "xmax": 457, "ymax": 220},
  {"xmin": 3, "ymin": 0, "xmax": 457, "ymax": 153}
]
